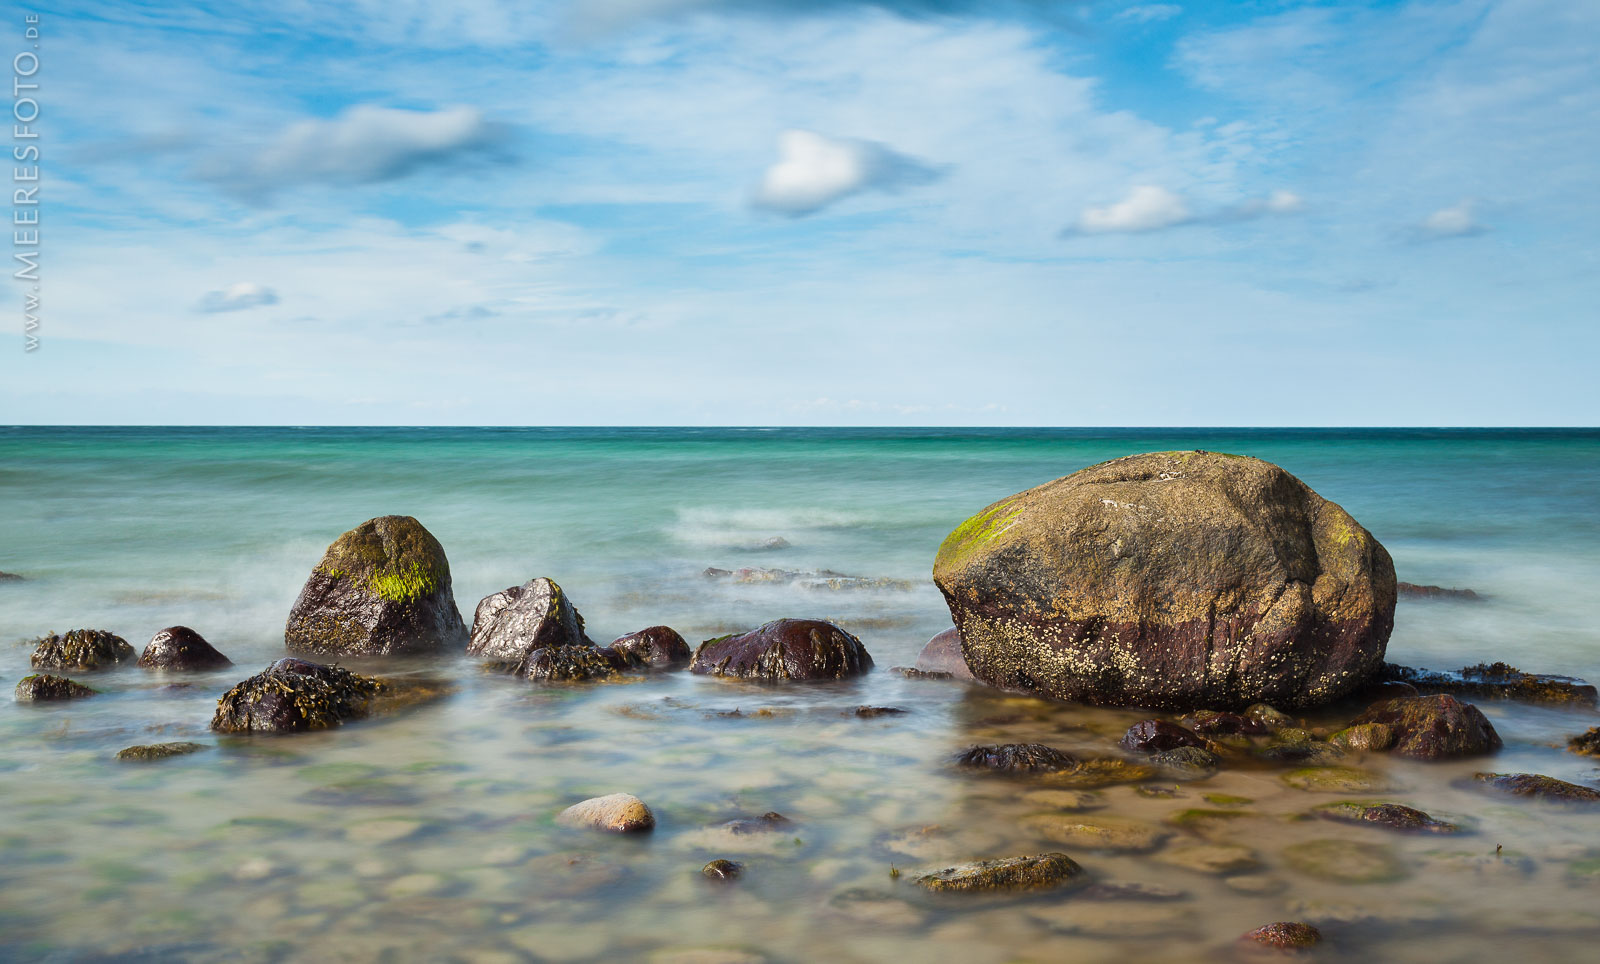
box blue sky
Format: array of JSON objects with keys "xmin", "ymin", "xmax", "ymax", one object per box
[{"xmin": 4, "ymin": 0, "xmax": 1596, "ymax": 425}]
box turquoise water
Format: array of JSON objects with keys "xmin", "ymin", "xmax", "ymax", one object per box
[{"xmin": 3, "ymin": 427, "xmax": 1599, "ymax": 961}]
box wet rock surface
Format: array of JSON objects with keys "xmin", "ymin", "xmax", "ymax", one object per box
[
  {"xmin": 285, "ymin": 515, "xmax": 469, "ymax": 658},
  {"xmin": 1151, "ymin": 746, "xmax": 1221, "ymax": 778},
  {"xmin": 955, "ymin": 743, "xmax": 1077, "ymax": 773},
  {"xmin": 1241, "ymin": 921, "xmax": 1322, "ymax": 949},
  {"xmin": 853, "ymin": 705, "xmax": 906, "ymax": 718},
  {"xmin": 138, "ymin": 626, "xmax": 232, "ymax": 670},
  {"xmin": 1282, "ymin": 767, "xmax": 1391, "ymax": 793},
  {"xmin": 1348, "ymin": 694, "xmax": 1501, "ymax": 759},
  {"xmin": 469, "ymin": 577, "xmax": 593, "ymax": 664},
  {"xmin": 1328, "ymin": 722, "xmax": 1396, "ymax": 752},
  {"xmin": 521, "ymin": 645, "xmax": 627, "ymax": 682},
  {"xmin": 1180, "ymin": 710, "xmax": 1266, "ymax": 736},
  {"xmin": 1381, "ymin": 662, "xmax": 1597, "ymax": 707},
  {"xmin": 210, "ymin": 658, "xmax": 444, "ymax": 733},
  {"xmin": 30, "ymin": 629, "xmax": 135, "ymax": 671},
  {"xmin": 1313, "ymin": 801, "xmax": 1460, "ymax": 833},
  {"xmin": 914, "ymin": 628, "xmax": 976, "ymax": 681},
  {"xmin": 932, "ymin": 451, "xmax": 1395, "ymax": 710},
  {"xmin": 702, "ymin": 859, "xmax": 742, "ymax": 881},
  {"xmin": 1568, "ymin": 727, "xmax": 1600, "ymax": 757},
  {"xmin": 14, "ymin": 674, "xmax": 98, "ymax": 701},
  {"xmin": 1472, "ymin": 772, "xmax": 1600, "ymax": 804},
  {"xmin": 557, "ymin": 793, "xmax": 656, "ymax": 833},
  {"xmin": 689, "ymin": 619, "xmax": 873, "ymax": 681},
  {"xmin": 116, "ymin": 742, "xmax": 207, "ymax": 762},
  {"xmin": 1119, "ymin": 719, "xmax": 1207, "ymax": 753},
  {"xmin": 914, "ymin": 853, "xmax": 1084, "ymax": 893},
  {"xmin": 608, "ymin": 626, "xmax": 692, "ymax": 667}
]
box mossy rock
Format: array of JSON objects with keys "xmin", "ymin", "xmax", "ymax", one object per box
[
  {"xmin": 1329, "ymin": 722, "xmax": 1396, "ymax": 752},
  {"xmin": 932, "ymin": 452, "xmax": 1395, "ymax": 710},
  {"xmin": 1282, "ymin": 839, "xmax": 1408, "ymax": 884},
  {"xmin": 117, "ymin": 742, "xmax": 207, "ymax": 762},
  {"xmin": 29, "ymin": 630, "xmax": 134, "ymax": 671},
  {"xmin": 1348, "ymin": 694, "xmax": 1501, "ymax": 760},
  {"xmin": 1282, "ymin": 766, "xmax": 1391, "ymax": 793},
  {"xmin": 1020, "ymin": 814, "xmax": 1170, "ymax": 852},
  {"xmin": 14, "ymin": 674, "xmax": 98, "ymax": 701},
  {"xmin": 285, "ymin": 515, "xmax": 468, "ymax": 657},
  {"xmin": 915, "ymin": 852, "xmax": 1085, "ymax": 894},
  {"xmin": 954, "ymin": 743, "xmax": 1076, "ymax": 773},
  {"xmin": 1040, "ymin": 758, "xmax": 1159, "ymax": 788},
  {"xmin": 1311, "ymin": 801, "xmax": 1460, "ymax": 834},
  {"xmin": 1568, "ymin": 727, "xmax": 1600, "ymax": 757},
  {"xmin": 1202, "ymin": 793, "xmax": 1253, "ymax": 807},
  {"xmin": 1151, "ymin": 745, "xmax": 1221, "ymax": 778},
  {"xmin": 1166, "ymin": 808, "xmax": 1257, "ymax": 840},
  {"xmin": 210, "ymin": 657, "xmax": 447, "ymax": 734}
]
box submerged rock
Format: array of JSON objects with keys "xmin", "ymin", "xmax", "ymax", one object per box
[
  {"xmin": 1313, "ymin": 801, "xmax": 1460, "ymax": 833},
  {"xmin": 1151, "ymin": 746, "xmax": 1222, "ymax": 778},
  {"xmin": 0, "ymin": 570, "xmax": 23, "ymax": 581},
  {"xmin": 914, "ymin": 628, "xmax": 977, "ymax": 681},
  {"xmin": 892, "ymin": 667, "xmax": 953, "ymax": 680},
  {"xmin": 1241, "ymin": 921, "xmax": 1322, "ymax": 950},
  {"xmin": 1282, "ymin": 767, "xmax": 1391, "ymax": 794},
  {"xmin": 1328, "ymin": 722, "xmax": 1396, "ymax": 752},
  {"xmin": 1119, "ymin": 719, "xmax": 1206, "ymax": 753},
  {"xmin": 1348, "ymin": 694, "xmax": 1501, "ymax": 760},
  {"xmin": 1042, "ymin": 758, "xmax": 1160, "ymax": 788},
  {"xmin": 1282, "ymin": 839, "xmax": 1408, "ymax": 884},
  {"xmin": 521, "ymin": 645, "xmax": 626, "ymax": 682},
  {"xmin": 1021, "ymin": 814, "xmax": 1169, "ymax": 852},
  {"xmin": 1152, "ymin": 843, "xmax": 1261, "ymax": 876},
  {"xmin": 1569, "ymin": 727, "xmax": 1600, "ymax": 757},
  {"xmin": 284, "ymin": 515, "xmax": 469, "ymax": 657},
  {"xmin": 608, "ymin": 626, "xmax": 692, "ymax": 668},
  {"xmin": 117, "ymin": 742, "xmax": 207, "ymax": 762},
  {"xmin": 30, "ymin": 629, "xmax": 135, "ymax": 671},
  {"xmin": 932, "ymin": 451, "xmax": 1395, "ymax": 710},
  {"xmin": 702, "ymin": 859, "xmax": 743, "ymax": 881},
  {"xmin": 1180, "ymin": 710, "xmax": 1267, "ymax": 736},
  {"xmin": 1396, "ymin": 582, "xmax": 1480, "ymax": 601},
  {"xmin": 689, "ymin": 619, "xmax": 873, "ymax": 681},
  {"xmin": 915, "ymin": 853, "xmax": 1084, "ymax": 894},
  {"xmin": 210, "ymin": 658, "xmax": 445, "ymax": 733},
  {"xmin": 853, "ymin": 705, "xmax": 906, "ymax": 718},
  {"xmin": 954, "ymin": 743, "xmax": 1076, "ymax": 773},
  {"xmin": 14, "ymin": 674, "xmax": 97, "ymax": 701},
  {"xmin": 138, "ymin": 626, "xmax": 232, "ymax": 670},
  {"xmin": 469, "ymin": 577, "xmax": 593, "ymax": 665},
  {"xmin": 1472, "ymin": 772, "xmax": 1600, "ymax": 804},
  {"xmin": 1381, "ymin": 662, "xmax": 1596, "ymax": 707},
  {"xmin": 557, "ymin": 793, "xmax": 656, "ymax": 833}
]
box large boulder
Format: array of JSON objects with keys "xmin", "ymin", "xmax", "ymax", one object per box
[
  {"xmin": 468, "ymin": 577, "xmax": 592, "ymax": 666},
  {"xmin": 689, "ymin": 619, "xmax": 873, "ymax": 681},
  {"xmin": 138, "ymin": 626, "xmax": 232, "ymax": 670},
  {"xmin": 30, "ymin": 629, "xmax": 135, "ymax": 671},
  {"xmin": 932, "ymin": 451, "xmax": 1395, "ymax": 710},
  {"xmin": 285, "ymin": 516, "xmax": 468, "ymax": 658},
  {"xmin": 1348, "ymin": 694, "xmax": 1501, "ymax": 760}
]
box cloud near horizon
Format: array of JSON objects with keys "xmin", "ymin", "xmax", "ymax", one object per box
[
  {"xmin": 195, "ymin": 105, "xmax": 511, "ymax": 202},
  {"xmin": 751, "ymin": 129, "xmax": 941, "ymax": 217}
]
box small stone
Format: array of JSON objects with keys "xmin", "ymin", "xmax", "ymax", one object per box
[
  {"xmin": 1328, "ymin": 722, "xmax": 1396, "ymax": 752},
  {"xmin": 30, "ymin": 629, "xmax": 134, "ymax": 671},
  {"xmin": 116, "ymin": 742, "xmax": 206, "ymax": 762},
  {"xmin": 1242, "ymin": 921, "xmax": 1321, "ymax": 950},
  {"xmin": 1020, "ymin": 814, "xmax": 1170, "ymax": 852},
  {"xmin": 557, "ymin": 793, "xmax": 656, "ymax": 833},
  {"xmin": 892, "ymin": 667, "xmax": 954, "ymax": 680},
  {"xmin": 853, "ymin": 706, "xmax": 907, "ymax": 718},
  {"xmin": 346, "ymin": 818, "xmax": 426, "ymax": 844},
  {"xmin": 1040, "ymin": 758, "xmax": 1158, "ymax": 788},
  {"xmin": 954, "ymin": 743, "xmax": 1076, "ymax": 773},
  {"xmin": 1245, "ymin": 704, "xmax": 1295, "ymax": 729},
  {"xmin": 14, "ymin": 674, "xmax": 98, "ymax": 702},
  {"xmin": 138, "ymin": 626, "xmax": 232, "ymax": 670},
  {"xmin": 1181, "ymin": 710, "xmax": 1267, "ymax": 736},
  {"xmin": 1224, "ymin": 874, "xmax": 1285, "ymax": 895},
  {"xmin": 608, "ymin": 625, "xmax": 692, "ymax": 667},
  {"xmin": 1567, "ymin": 727, "xmax": 1600, "ymax": 757},
  {"xmin": 1282, "ymin": 839, "xmax": 1407, "ymax": 884},
  {"xmin": 233, "ymin": 857, "xmax": 279, "ymax": 881},
  {"xmin": 915, "ymin": 853, "xmax": 1085, "ymax": 893},
  {"xmin": 702, "ymin": 859, "xmax": 742, "ymax": 881},
  {"xmin": 1151, "ymin": 745, "xmax": 1221, "ymax": 778},
  {"xmin": 1282, "ymin": 767, "xmax": 1391, "ymax": 793},
  {"xmin": 385, "ymin": 873, "xmax": 447, "ymax": 899},
  {"xmin": 1119, "ymin": 720, "xmax": 1206, "ymax": 753},
  {"xmin": 1472, "ymin": 772, "xmax": 1600, "ymax": 804},
  {"xmin": 1152, "ymin": 843, "xmax": 1261, "ymax": 876},
  {"xmin": 1312, "ymin": 801, "xmax": 1460, "ymax": 834},
  {"xmin": 1166, "ymin": 808, "xmax": 1256, "ymax": 840}
]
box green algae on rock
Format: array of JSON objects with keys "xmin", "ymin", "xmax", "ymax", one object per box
[
  {"xmin": 210, "ymin": 657, "xmax": 446, "ymax": 733},
  {"xmin": 116, "ymin": 742, "xmax": 207, "ymax": 762},
  {"xmin": 1328, "ymin": 722, "xmax": 1396, "ymax": 752},
  {"xmin": 1282, "ymin": 838, "xmax": 1408, "ymax": 884},
  {"xmin": 14, "ymin": 674, "xmax": 98, "ymax": 701},
  {"xmin": 1020, "ymin": 814, "xmax": 1170, "ymax": 852},
  {"xmin": 30, "ymin": 629, "xmax": 135, "ymax": 671},
  {"xmin": 1348, "ymin": 694, "xmax": 1501, "ymax": 760},
  {"xmin": 915, "ymin": 852, "xmax": 1084, "ymax": 894},
  {"xmin": 1282, "ymin": 766, "xmax": 1392, "ymax": 793},
  {"xmin": 932, "ymin": 452, "xmax": 1395, "ymax": 710},
  {"xmin": 285, "ymin": 515, "xmax": 469, "ymax": 657}
]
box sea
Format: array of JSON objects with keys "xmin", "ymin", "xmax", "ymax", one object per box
[{"xmin": 2, "ymin": 426, "xmax": 1597, "ymax": 962}]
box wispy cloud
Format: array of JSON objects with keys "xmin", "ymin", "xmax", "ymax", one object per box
[
  {"xmin": 1115, "ymin": 4, "xmax": 1181, "ymax": 24},
  {"xmin": 1065, "ymin": 186, "xmax": 1304, "ymax": 235},
  {"xmin": 565, "ymin": 0, "xmax": 1081, "ymax": 36},
  {"xmin": 751, "ymin": 129, "xmax": 941, "ymax": 217},
  {"xmin": 1410, "ymin": 199, "xmax": 1485, "ymax": 241},
  {"xmin": 195, "ymin": 105, "xmax": 511, "ymax": 202},
  {"xmin": 195, "ymin": 282, "xmax": 279, "ymax": 313}
]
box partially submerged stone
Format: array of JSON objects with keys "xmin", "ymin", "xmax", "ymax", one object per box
[
  {"xmin": 690, "ymin": 619, "xmax": 873, "ymax": 681},
  {"xmin": 210, "ymin": 658, "xmax": 443, "ymax": 733},
  {"xmin": 1313, "ymin": 801, "xmax": 1460, "ymax": 834},
  {"xmin": 1569, "ymin": 727, "xmax": 1600, "ymax": 757},
  {"xmin": 30, "ymin": 629, "xmax": 134, "ymax": 671},
  {"xmin": 1241, "ymin": 921, "xmax": 1322, "ymax": 950},
  {"xmin": 0, "ymin": 570, "xmax": 23, "ymax": 581},
  {"xmin": 702, "ymin": 859, "xmax": 742, "ymax": 881},
  {"xmin": 1282, "ymin": 839, "xmax": 1408, "ymax": 884},
  {"xmin": 1180, "ymin": 710, "xmax": 1267, "ymax": 736},
  {"xmin": 469, "ymin": 577, "xmax": 593, "ymax": 664},
  {"xmin": 285, "ymin": 515, "xmax": 469, "ymax": 657},
  {"xmin": 915, "ymin": 853, "xmax": 1084, "ymax": 894},
  {"xmin": 608, "ymin": 626, "xmax": 692, "ymax": 667},
  {"xmin": 1246, "ymin": 704, "xmax": 1296, "ymax": 729},
  {"xmin": 15, "ymin": 674, "xmax": 98, "ymax": 701},
  {"xmin": 955, "ymin": 743, "xmax": 1076, "ymax": 773},
  {"xmin": 557, "ymin": 793, "xmax": 656, "ymax": 833},
  {"xmin": 1119, "ymin": 719, "xmax": 1206, "ymax": 753},
  {"xmin": 932, "ymin": 452, "xmax": 1395, "ymax": 710},
  {"xmin": 1166, "ymin": 808, "xmax": 1256, "ymax": 840},
  {"xmin": 1152, "ymin": 843, "xmax": 1261, "ymax": 876},
  {"xmin": 1328, "ymin": 722, "xmax": 1395, "ymax": 752},
  {"xmin": 914, "ymin": 627, "xmax": 976, "ymax": 680},
  {"xmin": 1151, "ymin": 745, "xmax": 1221, "ymax": 778},
  {"xmin": 1282, "ymin": 767, "xmax": 1391, "ymax": 794},
  {"xmin": 853, "ymin": 705, "xmax": 906, "ymax": 718},
  {"xmin": 1022, "ymin": 814, "xmax": 1169, "ymax": 852},
  {"xmin": 1348, "ymin": 694, "xmax": 1501, "ymax": 760},
  {"xmin": 521, "ymin": 645, "xmax": 626, "ymax": 682},
  {"xmin": 1472, "ymin": 772, "xmax": 1600, "ymax": 804},
  {"xmin": 117, "ymin": 742, "xmax": 207, "ymax": 762},
  {"xmin": 1381, "ymin": 662, "xmax": 1596, "ymax": 707},
  {"xmin": 1042, "ymin": 758, "xmax": 1160, "ymax": 788},
  {"xmin": 138, "ymin": 626, "xmax": 232, "ymax": 670}
]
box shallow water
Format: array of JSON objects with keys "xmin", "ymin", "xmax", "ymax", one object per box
[{"xmin": 2, "ymin": 427, "xmax": 1599, "ymax": 962}]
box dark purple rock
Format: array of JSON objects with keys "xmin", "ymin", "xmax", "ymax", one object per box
[
  {"xmin": 15, "ymin": 674, "xmax": 97, "ymax": 701},
  {"xmin": 1180, "ymin": 710, "xmax": 1267, "ymax": 736},
  {"xmin": 608, "ymin": 626, "xmax": 691, "ymax": 667},
  {"xmin": 1119, "ymin": 719, "xmax": 1207, "ymax": 754},
  {"xmin": 468, "ymin": 576, "xmax": 592, "ymax": 665},
  {"xmin": 521, "ymin": 645, "xmax": 629, "ymax": 682},
  {"xmin": 138, "ymin": 626, "xmax": 232, "ymax": 670},
  {"xmin": 210, "ymin": 657, "xmax": 447, "ymax": 733},
  {"xmin": 914, "ymin": 627, "xmax": 976, "ymax": 681},
  {"xmin": 1349, "ymin": 694, "xmax": 1501, "ymax": 760},
  {"xmin": 1473, "ymin": 772, "xmax": 1600, "ymax": 804},
  {"xmin": 30, "ymin": 629, "xmax": 134, "ymax": 671},
  {"xmin": 689, "ymin": 619, "xmax": 872, "ymax": 681}
]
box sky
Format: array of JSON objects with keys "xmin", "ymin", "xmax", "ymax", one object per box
[{"xmin": 2, "ymin": 0, "xmax": 1596, "ymax": 426}]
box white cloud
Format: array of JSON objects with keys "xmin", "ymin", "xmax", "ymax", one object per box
[
  {"xmin": 1116, "ymin": 4, "xmax": 1181, "ymax": 24},
  {"xmin": 195, "ymin": 282, "xmax": 279, "ymax": 313},
  {"xmin": 1413, "ymin": 199, "xmax": 1485, "ymax": 240},
  {"xmin": 1072, "ymin": 185, "xmax": 1191, "ymax": 234},
  {"xmin": 196, "ymin": 105, "xmax": 510, "ymax": 202},
  {"xmin": 751, "ymin": 129, "xmax": 939, "ymax": 217}
]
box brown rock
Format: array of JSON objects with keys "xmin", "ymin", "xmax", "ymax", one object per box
[
  {"xmin": 689, "ymin": 619, "xmax": 872, "ymax": 681},
  {"xmin": 914, "ymin": 627, "xmax": 976, "ymax": 680},
  {"xmin": 955, "ymin": 743, "xmax": 1077, "ymax": 773},
  {"xmin": 138, "ymin": 626, "xmax": 232, "ymax": 670},
  {"xmin": 30, "ymin": 629, "xmax": 134, "ymax": 671},
  {"xmin": 1569, "ymin": 727, "xmax": 1600, "ymax": 757},
  {"xmin": 1472, "ymin": 772, "xmax": 1600, "ymax": 804},
  {"xmin": 1348, "ymin": 694, "xmax": 1501, "ymax": 760},
  {"xmin": 1241, "ymin": 921, "xmax": 1321, "ymax": 949},
  {"xmin": 1381, "ymin": 662, "xmax": 1596, "ymax": 707},
  {"xmin": 702, "ymin": 859, "xmax": 742, "ymax": 881},
  {"xmin": 608, "ymin": 626, "xmax": 691, "ymax": 667},
  {"xmin": 915, "ymin": 853, "xmax": 1084, "ymax": 893},
  {"xmin": 933, "ymin": 452, "xmax": 1395, "ymax": 710},
  {"xmin": 14, "ymin": 674, "xmax": 97, "ymax": 701},
  {"xmin": 557, "ymin": 793, "xmax": 656, "ymax": 833},
  {"xmin": 1119, "ymin": 719, "xmax": 1206, "ymax": 753}
]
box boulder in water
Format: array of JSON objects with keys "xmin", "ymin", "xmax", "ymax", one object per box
[
  {"xmin": 210, "ymin": 657, "xmax": 446, "ymax": 733},
  {"xmin": 1347, "ymin": 694, "xmax": 1501, "ymax": 760},
  {"xmin": 557, "ymin": 793, "xmax": 656, "ymax": 833},
  {"xmin": 915, "ymin": 853, "xmax": 1084, "ymax": 894},
  {"xmin": 15, "ymin": 674, "xmax": 98, "ymax": 701},
  {"xmin": 608, "ymin": 626, "xmax": 692, "ymax": 667},
  {"xmin": 932, "ymin": 452, "xmax": 1395, "ymax": 710},
  {"xmin": 30, "ymin": 629, "xmax": 135, "ymax": 671},
  {"xmin": 285, "ymin": 516, "xmax": 468, "ymax": 657},
  {"xmin": 468, "ymin": 577, "xmax": 592, "ymax": 666},
  {"xmin": 138, "ymin": 626, "xmax": 232, "ymax": 670},
  {"xmin": 689, "ymin": 619, "xmax": 872, "ymax": 681}
]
